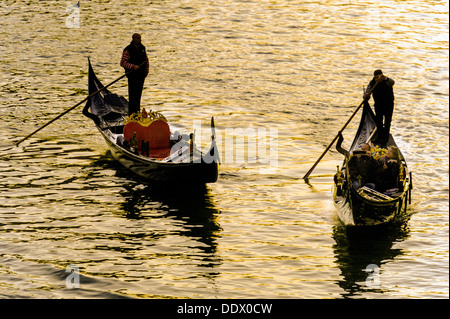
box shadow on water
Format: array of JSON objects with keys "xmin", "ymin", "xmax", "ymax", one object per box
[
  {"xmin": 91, "ymin": 152, "xmax": 223, "ymax": 272},
  {"xmin": 332, "ymin": 218, "xmax": 411, "ymax": 298},
  {"xmin": 121, "ymin": 183, "xmax": 222, "ymax": 257}
]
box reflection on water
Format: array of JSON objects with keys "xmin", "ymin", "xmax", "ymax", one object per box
[
  {"xmin": 118, "ymin": 176, "xmax": 222, "ymax": 268},
  {"xmin": 332, "ymin": 220, "xmax": 411, "ymax": 298},
  {"xmin": 92, "ymin": 152, "xmax": 223, "ymax": 275}
]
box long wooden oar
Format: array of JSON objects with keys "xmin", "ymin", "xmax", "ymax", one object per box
[
  {"xmin": 15, "ymin": 63, "xmax": 143, "ymax": 147},
  {"xmin": 302, "ymin": 78, "xmax": 381, "ymax": 181}
]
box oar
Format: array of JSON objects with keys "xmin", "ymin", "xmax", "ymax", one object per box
[
  {"xmin": 15, "ymin": 63, "xmax": 143, "ymax": 147},
  {"xmin": 304, "ymin": 173, "xmax": 335, "ymax": 179},
  {"xmin": 302, "ymin": 78, "xmax": 381, "ymax": 181}
]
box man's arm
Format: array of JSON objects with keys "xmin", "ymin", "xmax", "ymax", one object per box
[
  {"xmin": 363, "ymin": 76, "xmax": 395, "ymax": 100},
  {"xmin": 363, "ymin": 79, "xmax": 375, "ymax": 100},
  {"xmin": 145, "ymin": 55, "xmax": 149, "ymax": 75},
  {"xmin": 120, "ymin": 50, "xmax": 139, "ymax": 71},
  {"xmin": 385, "ymin": 77, "xmax": 395, "ymax": 86}
]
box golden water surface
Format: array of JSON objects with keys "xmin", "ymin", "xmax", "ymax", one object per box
[{"xmin": 0, "ymin": 0, "xmax": 448, "ymax": 298}]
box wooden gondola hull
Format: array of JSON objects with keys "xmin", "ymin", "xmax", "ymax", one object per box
[
  {"xmin": 333, "ymin": 180, "xmax": 411, "ymax": 226},
  {"xmin": 100, "ymin": 128, "xmax": 218, "ymax": 184}
]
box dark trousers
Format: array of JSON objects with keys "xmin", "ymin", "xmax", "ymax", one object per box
[
  {"xmin": 374, "ymin": 102, "xmax": 394, "ymax": 144},
  {"xmin": 128, "ymin": 76, "xmax": 145, "ymax": 116}
]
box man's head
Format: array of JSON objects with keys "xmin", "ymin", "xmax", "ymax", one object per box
[
  {"xmin": 374, "ymin": 69, "xmax": 383, "ymax": 76},
  {"xmin": 352, "ymin": 143, "xmax": 371, "ymax": 156},
  {"xmin": 361, "ymin": 143, "xmax": 371, "ymax": 153},
  {"xmin": 373, "ymin": 69, "xmax": 384, "ymax": 80},
  {"xmin": 132, "ymin": 33, "xmax": 142, "ymax": 46}
]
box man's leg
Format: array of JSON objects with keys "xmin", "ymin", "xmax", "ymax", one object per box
[
  {"xmin": 128, "ymin": 77, "xmax": 139, "ymax": 116},
  {"xmin": 384, "ymin": 103, "xmax": 394, "ymax": 136},
  {"xmin": 373, "ymin": 104, "xmax": 384, "ymax": 143},
  {"xmin": 134, "ymin": 77, "xmax": 145, "ymax": 111}
]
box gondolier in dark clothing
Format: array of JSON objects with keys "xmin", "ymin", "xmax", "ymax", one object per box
[
  {"xmin": 363, "ymin": 69, "xmax": 395, "ymax": 145},
  {"xmin": 120, "ymin": 33, "xmax": 149, "ymax": 116}
]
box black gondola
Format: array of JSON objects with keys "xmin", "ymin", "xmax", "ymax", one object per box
[
  {"xmin": 333, "ymin": 101, "xmax": 412, "ymax": 226},
  {"xmin": 82, "ymin": 59, "xmax": 219, "ymax": 184}
]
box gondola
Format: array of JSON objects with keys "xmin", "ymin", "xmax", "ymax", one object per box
[
  {"xmin": 333, "ymin": 101, "xmax": 412, "ymax": 226},
  {"xmin": 82, "ymin": 59, "xmax": 219, "ymax": 184}
]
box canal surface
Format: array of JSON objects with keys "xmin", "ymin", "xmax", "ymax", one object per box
[{"xmin": 0, "ymin": 0, "xmax": 448, "ymax": 298}]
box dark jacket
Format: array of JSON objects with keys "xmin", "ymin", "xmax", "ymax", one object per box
[
  {"xmin": 367, "ymin": 77, "xmax": 395, "ymax": 105},
  {"xmin": 121, "ymin": 43, "xmax": 149, "ymax": 78}
]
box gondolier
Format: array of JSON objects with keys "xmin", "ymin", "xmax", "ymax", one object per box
[
  {"xmin": 120, "ymin": 33, "xmax": 149, "ymax": 116},
  {"xmin": 363, "ymin": 69, "xmax": 395, "ymax": 145}
]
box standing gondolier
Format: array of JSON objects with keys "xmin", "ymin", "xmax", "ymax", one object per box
[
  {"xmin": 363, "ymin": 69, "xmax": 395, "ymax": 145},
  {"xmin": 120, "ymin": 33, "xmax": 149, "ymax": 116}
]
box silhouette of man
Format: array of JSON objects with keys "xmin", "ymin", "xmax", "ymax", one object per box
[{"xmin": 120, "ymin": 33, "xmax": 149, "ymax": 116}]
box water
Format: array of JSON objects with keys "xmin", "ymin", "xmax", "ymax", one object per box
[{"xmin": 0, "ymin": 0, "xmax": 448, "ymax": 299}]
